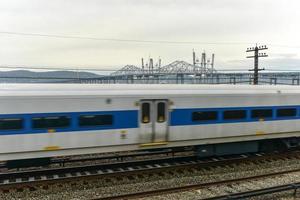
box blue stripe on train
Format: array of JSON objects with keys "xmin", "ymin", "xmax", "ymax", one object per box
[
  {"xmin": 170, "ymin": 105, "xmax": 300, "ymax": 126},
  {"xmin": 0, "ymin": 110, "xmax": 138, "ymax": 135},
  {"xmin": 1, "ymin": 105, "xmax": 300, "ymax": 135}
]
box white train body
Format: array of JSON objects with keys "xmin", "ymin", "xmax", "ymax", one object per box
[{"xmin": 1, "ymin": 84, "xmax": 300, "ymax": 161}]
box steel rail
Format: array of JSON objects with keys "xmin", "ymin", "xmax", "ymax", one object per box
[
  {"xmin": 0, "ymin": 150, "xmax": 299, "ymax": 192},
  {"xmin": 93, "ymin": 168, "xmax": 300, "ymax": 200}
]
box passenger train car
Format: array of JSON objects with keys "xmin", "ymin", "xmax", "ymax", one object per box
[{"xmin": 1, "ymin": 84, "xmax": 300, "ymax": 166}]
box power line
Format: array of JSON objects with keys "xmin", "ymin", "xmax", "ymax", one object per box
[
  {"xmin": 0, "ymin": 65, "xmax": 119, "ymax": 72},
  {"xmin": 0, "ymin": 31, "xmax": 295, "ymax": 47},
  {"xmin": 2, "ymin": 65, "xmax": 300, "ymax": 73},
  {"xmin": 0, "ymin": 65, "xmax": 249, "ymax": 72},
  {"xmin": 1, "ymin": 31, "xmax": 300, "ymax": 48}
]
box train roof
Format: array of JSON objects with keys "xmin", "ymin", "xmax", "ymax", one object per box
[{"xmin": 0, "ymin": 84, "xmax": 300, "ymax": 97}]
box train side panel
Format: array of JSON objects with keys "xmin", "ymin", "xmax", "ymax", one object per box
[{"xmin": 1, "ymin": 87, "xmax": 300, "ymax": 161}]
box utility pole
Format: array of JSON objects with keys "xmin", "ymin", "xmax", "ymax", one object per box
[
  {"xmin": 201, "ymin": 52, "xmax": 206, "ymax": 69},
  {"xmin": 158, "ymin": 57, "xmax": 161, "ymax": 68},
  {"xmin": 192, "ymin": 49, "xmax": 197, "ymax": 75},
  {"xmin": 192, "ymin": 49, "xmax": 196, "ymax": 66},
  {"xmin": 149, "ymin": 58, "xmax": 153, "ymax": 74},
  {"xmin": 141, "ymin": 58, "xmax": 144, "ymax": 71},
  {"xmin": 211, "ymin": 53, "xmax": 215, "ymax": 72},
  {"xmin": 246, "ymin": 44, "xmax": 268, "ymax": 85}
]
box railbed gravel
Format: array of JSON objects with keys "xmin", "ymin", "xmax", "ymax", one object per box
[
  {"xmin": 141, "ymin": 173, "xmax": 300, "ymax": 200},
  {"xmin": 1, "ymin": 156, "xmax": 300, "ymax": 199}
]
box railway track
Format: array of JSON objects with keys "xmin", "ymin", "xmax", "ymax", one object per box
[
  {"xmin": 0, "ymin": 152, "xmax": 259, "ymax": 190},
  {"xmin": 0, "ymin": 148, "xmax": 193, "ymax": 169},
  {"xmin": 202, "ymin": 183, "xmax": 300, "ymax": 200},
  {"xmin": 93, "ymin": 166, "xmax": 300, "ymax": 200},
  {"xmin": 1, "ymin": 150, "xmax": 300, "ymax": 199}
]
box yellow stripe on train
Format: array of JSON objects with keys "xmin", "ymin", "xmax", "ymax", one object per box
[
  {"xmin": 140, "ymin": 142, "xmax": 168, "ymax": 147},
  {"xmin": 44, "ymin": 146, "xmax": 60, "ymax": 151}
]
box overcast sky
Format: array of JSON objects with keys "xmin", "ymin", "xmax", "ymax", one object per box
[{"xmin": 0, "ymin": 0, "xmax": 300, "ymax": 72}]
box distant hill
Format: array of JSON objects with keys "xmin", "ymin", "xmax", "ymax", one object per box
[{"xmin": 0, "ymin": 70, "xmax": 102, "ymax": 83}]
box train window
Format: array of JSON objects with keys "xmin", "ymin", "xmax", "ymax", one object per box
[
  {"xmin": 192, "ymin": 111, "xmax": 218, "ymax": 121},
  {"xmin": 251, "ymin": 109, "xmax": 273, "ymax": 119},
  {"xmin": 0, "ymin": 118, "xmax": 23, "ymax": 131},
  {"xmin": 32, "ymin": 116, "xmax": 71, "ymax": 129},
  {"xmin": 157, "ymin": 102, "xmax": 166, "ymax": 123},
  {"xmin": 223, "ymin": 110, "xmax": 246, "ymax": 120},
  {"xmin": 79, "ymin": 114, "xmax": 113, "ymax": 127},
  {"xmin": 141, "ymin": 103, "xmax": 150, "ymax": 123},
  {"xmin": 277, "ymin": 108, "xmax": 297, "ymax": 117}
]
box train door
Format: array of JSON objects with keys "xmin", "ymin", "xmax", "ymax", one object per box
[
  {"xmin": 139, "ymin": 100, "xmax": 169, "ymax": 144},
  {"xmin": 154, "ymin": 100, "xmax": 168, "ymax": 142}
]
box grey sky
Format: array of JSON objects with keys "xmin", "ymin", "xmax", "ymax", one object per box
[{"xmin": 0, "ymin": 0, "xmax": 300, "ymax": 71}]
